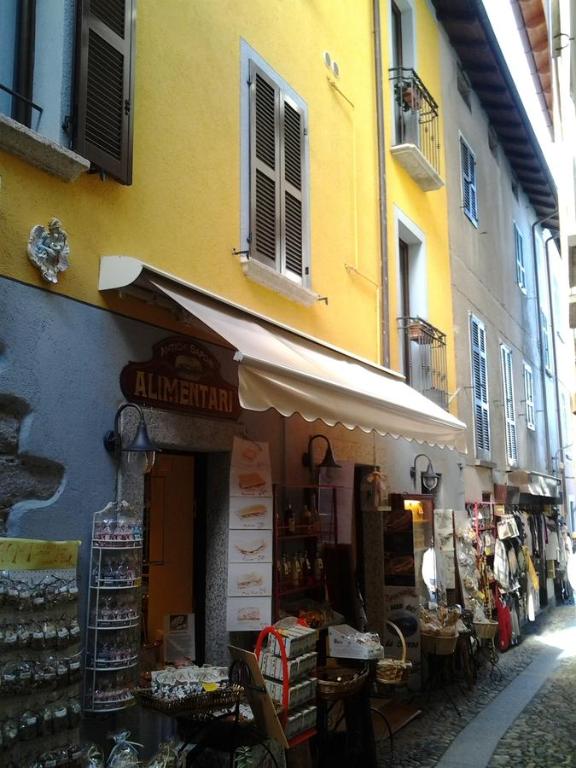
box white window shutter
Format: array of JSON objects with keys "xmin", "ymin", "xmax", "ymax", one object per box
[
  {"xmin": 501, "ymin": 345, "xmax": 517, "ymax": 465},
  {"xmin": 524, "ymin": 363, "xmax": 535, "ymax": 431},
  {"xmin": 515, "ymin": 225, "xmax": 525, "ymax": 290},
  {"xmin": 470, "ymin": 315, "xmax": 491, "ymax": 457}
]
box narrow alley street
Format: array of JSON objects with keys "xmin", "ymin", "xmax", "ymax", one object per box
[{"xmin": 377, "ymin": 605, "xmax": 576, "ymax": 768}]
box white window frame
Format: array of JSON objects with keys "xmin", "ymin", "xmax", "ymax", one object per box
[
  {"xmin": 240, "ymin": 42, "xmax": 314, "ymax": 304},
  {"xmin": 470, "ymin": 314, "xmax": 491, "ymax": 459},
  {"xmin": 514, "ymin": 223, "xmax": 526, "ymax": 293},
  {"xmin": 501, "ymin": 344, "xmax": 518, "ymax": 466},
  {"xmin": 523, "ymin": 362, "xmax": 535, "ymax": 431},
  {"xmin": 460, "ymin": 135, "xmax": 478, "ymax": 227}
]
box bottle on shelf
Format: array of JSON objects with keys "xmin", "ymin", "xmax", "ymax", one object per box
[
  {"xmin": 303, "ymin": 505, "xmax": 312, "ymax": 531},
  {"xmin": 292, "ymin": 552, "xmax": 302, "ymax": 588},
  {"xmin": 304, "ymin": 550, "xmax": 312, "ymax": 584},
  {"xmin": 282, "ymin": 553, "xmax": 292, "ymax": 585},
  {"xmin": 286, "ymin": 504, "xmax": 296, "ymax": 534},
  {"xmin": 314, "ymin": 552, "xmax": 324, "ymax": 583}
]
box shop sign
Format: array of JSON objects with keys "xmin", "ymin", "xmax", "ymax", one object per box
[{"xmin": 120, "ymin": 336, "xmax": 240, "ymax": 419}]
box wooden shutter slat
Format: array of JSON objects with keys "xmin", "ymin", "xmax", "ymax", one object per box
[{"xmin": 75, "ymin": 0, "xmax": 135, "ymax": 185}]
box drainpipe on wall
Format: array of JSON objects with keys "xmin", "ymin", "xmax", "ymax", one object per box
[
  {"xmin": 530, "ymin": 212, "xmax": 558, "ymax": 475},
  {"xmin": 373, "ymin": 0, "xmax": 390, "ymax": 369},
  {"xmin": 544, "ymin": 234, "xmax": 569, "ymax": 509}
]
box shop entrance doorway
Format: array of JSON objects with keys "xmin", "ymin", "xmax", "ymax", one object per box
[{"xmin": 143, "ymin": 452, "xmax": 207, "ymax": 664}]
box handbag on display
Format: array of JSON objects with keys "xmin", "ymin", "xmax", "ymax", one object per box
[{"xmin": 494, "ymin": 590, "xmax": 512, "ymax": 652}]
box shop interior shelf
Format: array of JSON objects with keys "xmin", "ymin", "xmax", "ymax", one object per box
[
  {"xmin": 88, "ymin": 620, "xmax": 140, "ymax": 631},
  {"xmin": 84, "ymin": 699, "xmax": 134, "ymax": 713},
  {"xmin": 90, "ymin": 581, "xmax": 141, "ymax": 590},
  {"xmin": 278, "ymin": 532, "xmax": 319, "ymax": 541},
  {"xmin": 278, "ymin": 582, "xmax": 323, "ymax": 597},
  {"xmin": 93, "ymin": 541, "xmax": 143, "ymax": 549},
  {"xmin": 86, "ymin": 658, "xmax": 139, "ymax": 672}
]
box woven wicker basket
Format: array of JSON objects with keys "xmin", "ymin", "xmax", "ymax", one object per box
[
  {"xmin": 133, "ymin": 684, "xmax": 242, "ymax": 716},
  {"xmin": 473, "ymin": 621, "xmax": 498, "ymax": 640},
  {"xmin": 314, "ymin": 664, "xmax": 369, "ymax": 702},
  {"xmin": 420, "ymin": 632, "xmax": 458, "ymax": 656},
  {"xmin": 376, "ymin": 620, "xmax": 412, "ymax": 685}
]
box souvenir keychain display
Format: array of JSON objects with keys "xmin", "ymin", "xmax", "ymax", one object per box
[
  {"xmin": 0, "ymin": 537, "xmax": 81, "ymax": 768},
  {"xmin": 84, "ymin": 501, "xmax": 142, "ymax": 713}
]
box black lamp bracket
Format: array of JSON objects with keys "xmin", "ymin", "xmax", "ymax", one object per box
[{"xmin": 103, "ymin": 402, "xmax": 146, "ymax": 454}]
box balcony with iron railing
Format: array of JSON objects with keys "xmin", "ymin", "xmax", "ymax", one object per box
[
  {"xmin": 389, "ymin": 68, "xmax": 443, "ymax": 191},
  {"xmin": 398, "ymin": 317, "xmax": 448, "ymax": 409}
]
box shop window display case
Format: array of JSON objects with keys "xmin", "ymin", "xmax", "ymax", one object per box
[
  {"xmin": 84, "ymin": 502, "xmax": 142, "ymax": 713},
  {"xmin": 273, "ymin": 485, "xmax": 338, "ymax": 623}
]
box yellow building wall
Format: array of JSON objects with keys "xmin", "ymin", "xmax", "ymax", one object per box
[
  {"xmin": 381, "ymin": 0, "xmax": 458, "ymax": 405},
  {"xmin": 0, "ymin": 0, "xmax": 383, "ymax": 364}
]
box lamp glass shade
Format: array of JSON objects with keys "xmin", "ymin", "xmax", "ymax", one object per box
[
  {"xmin": 421, "ymin": 460, "xmax": 439, "ymax": 491},
  {"xmin": 126, "ymin": 420, "xmax": 156, "ymax": 453},
  {"xmin": 318, "ymin": 444, "xmax": 341, "ymax": 470}
]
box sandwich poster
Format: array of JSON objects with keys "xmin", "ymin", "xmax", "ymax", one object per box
[
  {"xmin": 229, "ymin": 497, "xmax": 273, "ymax": 529},
  {"xmin": 228, "ymin": 563, "xmax": 272, "ymax": 596},
  {"xmin": 228, "ymin": 530, "xmax": 273, "ymax": 562},
  {"xmin": 226, "ymin": 437, "xmax": 272, "ymax": 631}
]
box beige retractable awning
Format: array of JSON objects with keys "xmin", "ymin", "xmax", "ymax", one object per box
[{"xmin": 99, "ymin": 257, "xmax": 467, "ymax": 450}]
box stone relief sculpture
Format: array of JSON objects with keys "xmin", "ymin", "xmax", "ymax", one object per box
[{"xmin": 27, "ymin": 217, "xmax": 70, "ymax": 284}]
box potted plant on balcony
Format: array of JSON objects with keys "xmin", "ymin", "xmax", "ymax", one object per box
[{"xmin": 401, "ymin": 84, "xmax": 421, "ymax": 112}]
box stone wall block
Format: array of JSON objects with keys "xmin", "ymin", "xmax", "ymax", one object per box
[
  {"xmin": 0, "ymin": 394, "xmax": 30, "ymax": 454},
  {"xmin": 0, "ymin": 455, "xmax": 64, "ymax": 506}
]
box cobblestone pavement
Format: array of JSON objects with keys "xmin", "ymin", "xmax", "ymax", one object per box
[
  {"xmin": 376, "ymin": 605, "xmax": 576, "ymax": 768},
  {"xmin": 487, "ymin": 622, "xmax": 576, "ymax": 767}
]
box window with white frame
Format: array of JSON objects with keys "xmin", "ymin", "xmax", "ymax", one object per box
[
  {"xmin": 249, "ymin": 61, "xmax": 308, "ymax": 283},
  {"xmin": 470, "ymin": 314, "xmax": 490, "ymax": 458},
  {"xmin": 523, "ymin": 362, "xmax": 535, "ymax": 431},
  {"xmin": 501, "ymin": 344, "xmax": 518, "ymax": 465},
  {"xmin": 514, "ymin": 223, "xmax": 526, "ymax": 292},
  {"xmin": 460, "ymin": 136, "xmax": 478, "ymax": 226}
]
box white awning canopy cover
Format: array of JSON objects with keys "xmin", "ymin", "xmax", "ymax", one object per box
[{"xmin": 99, "ymin": 257, "xmax": 467, "ymax": 451}]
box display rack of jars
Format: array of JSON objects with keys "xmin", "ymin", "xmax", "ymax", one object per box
[{"xmin": 84, "ymin": 501, "xmax": 142, "ymax": 713}]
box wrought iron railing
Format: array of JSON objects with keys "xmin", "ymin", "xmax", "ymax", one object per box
[
  {"xmin": 389, "ymin": 67, "xmax": 441, "ymax": 175},
  {"xmin": 398, "ymin": 317, "xmax": 448, "ymax": 409}
]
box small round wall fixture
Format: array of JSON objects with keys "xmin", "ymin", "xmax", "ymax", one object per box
[{"xmin": 27, "ymin": 218, "xmax": 70, "ymax": 284}]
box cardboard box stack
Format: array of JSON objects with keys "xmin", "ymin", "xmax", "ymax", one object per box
[{"xmin": 260, "ymin": 624, "xmax": 319, "ymax": 740}]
